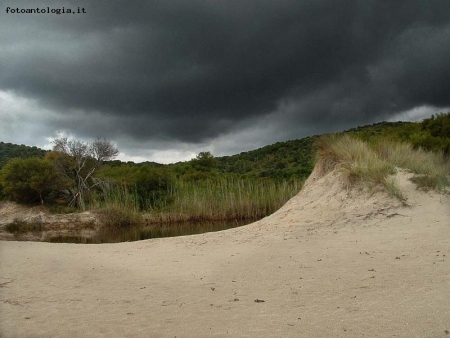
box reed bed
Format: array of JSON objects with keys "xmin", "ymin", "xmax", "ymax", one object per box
[
  {"xmin": 89, "ymin": 184, "xmax": 142, "ymax": 227},
  {"xmin": 144, "ymin": 178, "xmax": 303, "ymax": 223},
  {"xmin": 88, "ymin": 177, "xmax": 302, "ymax": 226}
]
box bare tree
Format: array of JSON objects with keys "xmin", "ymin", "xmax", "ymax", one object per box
[{"xmin": 51, "ymin": 137, "xmax": 119, "ymax": 209}]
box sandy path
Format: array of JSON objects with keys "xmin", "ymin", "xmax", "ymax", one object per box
[{"xmin": 1, "ymin": 169, "xmax": 449, "ymax": 337}]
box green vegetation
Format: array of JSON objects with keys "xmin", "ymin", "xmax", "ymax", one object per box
[
  {"xmin": 86, "ymin": 174, "xmax": 301, "ymax": 226},
  {"xmin": 0, "ymin": 157, "xmax": 62, "ymax": 204},
  {"xmin": 90, "ymin": 184, "xmax": 142, "ymax": 228},
  {"xmin": 209, "ymin": 137, "xmax": 315, "ymax": 179},
  {"xmin": 134, "ymin": 166, "xmax": 175, "ymax": 209},
  {"xmin": 1, "ymin": 112, "xmax": 448, "ymax": 227},
  {"xmin": 347, "ymin": 113, "xmax": 450, "ymax": 155},
  {"xmin": 0, "ymin": 142, "xmax": 47, "ymax": 168},
  {"xmin": 144, "ymin": 177, "xmax": 302, "ymax": 223}
]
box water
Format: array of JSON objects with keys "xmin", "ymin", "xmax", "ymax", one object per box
[{"xmin": 47, "ymin": 219, "xmax": 255, "ymax": 244}]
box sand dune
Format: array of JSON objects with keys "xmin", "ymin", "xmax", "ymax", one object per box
[{"xmin": 1, "ymin": 167, "xmax": 449, "ymax": 337}]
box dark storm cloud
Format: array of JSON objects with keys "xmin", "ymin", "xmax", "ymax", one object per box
[{"xmin": 1, "ymin": 0, "xmax": 450, "ymax": 143}]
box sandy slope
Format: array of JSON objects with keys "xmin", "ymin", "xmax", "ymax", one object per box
[{"xmin": 1, "ymin": 168, "xmax": 449, "ymax": 338}]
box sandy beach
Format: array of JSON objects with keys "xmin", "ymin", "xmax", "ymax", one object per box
[{"xmin": 1, "ymin": 168, "xmax": 449, "ymax": 338}]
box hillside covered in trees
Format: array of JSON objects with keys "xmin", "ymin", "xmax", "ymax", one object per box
[{"xmin": 0, "ymin": 142, "xmax": 47, "ymax": 168}]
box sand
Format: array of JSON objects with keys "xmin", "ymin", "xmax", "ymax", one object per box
[{"xmin": 1, "ymin": 168, "xmax": 449, "ymax": 337}]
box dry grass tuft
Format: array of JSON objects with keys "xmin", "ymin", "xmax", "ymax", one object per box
[
  {"xmin": 373, "ymin": 140, "xmax": 449, "ymax": 191},
  {"xmin": 315, "ymin": 134, "xmax": 449, "ymax": 201},
  {"xmin": 316, "ymin": 134, "xmax": 395, "ymax": 189}
]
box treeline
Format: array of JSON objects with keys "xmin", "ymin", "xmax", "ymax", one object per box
[
  {"xmin": 346, "ymin": 113, "xmax": 450, "ymax": 155},
  {"xmin": 0, "ymin": 142, "xmax": 47, "ymax": 168}
]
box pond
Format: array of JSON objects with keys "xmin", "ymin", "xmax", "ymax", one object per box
[{"xmin": 46, "ymin": 219, "xmax": 256, "ymax": 244}]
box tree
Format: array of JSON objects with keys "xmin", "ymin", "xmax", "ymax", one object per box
[
  {"xmin": 192, "ymin": 151, "xmax": 217, "ymax": 171},
  {"xmin": 0, "ymin": 157, "xmax": 60, "ymax": 204},
  {"xmin": 416, "ymin": 112, "xmax": 450, "ymax": 155},
  {"xmin": 421, "ymin": 113, "xmax": 450, "ymax": 138},
  {"xmin": 50, "ymin": 137, "xmax": 119, "ymax": 209}
]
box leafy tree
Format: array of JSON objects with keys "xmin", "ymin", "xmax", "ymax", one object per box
[
  {"xmin": 421, "ymin": 113, "xmax": 450, "ymax": 138},
  {"xmin": 50, "ymin": 138, "xmax": 119, "ymax": 209},
  {"xmin": 417, "ymin": 113, "xmax": 450, "ymax": 155},
  {"xmin": 0, "ymin": 157, "xmax": 61, "ymax": 204},
  {"xmin": 192, "ymin": 151, "xmax": 217, "ymax": 171}
]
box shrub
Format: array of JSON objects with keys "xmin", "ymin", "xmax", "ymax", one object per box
[
  {"xmin": 0, "ymin": 157, "xmax": 62, "ymax": 204},
  {"xmin": 133, "ymin": 167, "xmax": 174, "ymax": 209}
]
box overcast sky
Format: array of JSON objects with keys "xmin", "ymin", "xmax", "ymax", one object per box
[{"xmin": 1, "ymin": 1, "xmax": 450, "ymax": 163}]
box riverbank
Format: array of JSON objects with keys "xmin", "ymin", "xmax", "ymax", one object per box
[
  {"xmin": 0, "ymin": 202, "xmax": 259, "ymax": 243},
  {"xmin": 0, "ymin": 201, "xmax": 99, "ymax": 242}
]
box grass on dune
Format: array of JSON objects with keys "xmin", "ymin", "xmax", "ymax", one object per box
[
  {"xmin": 316, "ymin": 134, "xmax": 396, "ymax": 188},
  {"xmin": 372, "ymin": 140, "xmax": 449, "ymax": 191},
  {"xmin": 316, "ymin": 134, "xmax": 449, "ymax": 202}
]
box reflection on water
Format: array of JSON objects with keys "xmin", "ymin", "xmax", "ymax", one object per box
[{"xmin": 47, "ymin": 219, "xmax": 255, "ymax": 244}]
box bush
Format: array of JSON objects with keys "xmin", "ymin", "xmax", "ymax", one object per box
[
  {"xmin": 412, "ymin": 113, "xmax": 450, "ymax": 155},
  {"xmin": 134, "ymin": 167, "xmax": 174, "ymax": 209},
  {"xmin": 0, "ymin": 157, "xmax": 62, "ymax": 204}
]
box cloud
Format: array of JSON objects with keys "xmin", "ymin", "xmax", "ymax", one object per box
[{"xmin": 1, "ymin": 0, "xmax": 450, "ymax": 161}]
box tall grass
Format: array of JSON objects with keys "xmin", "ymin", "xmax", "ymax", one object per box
[
  {"xmin": 316, "ymin": 134, "xmax": 396, "ymax": 188},
  {"xmin": 89, "ymin": 184, "xmax": 142, "ymax": 227},
  {"xmin": 145, "ymin": 178, "xmax": 302, "ymax": 223},
  {"xmin": 316, "ymin": 134, "xmax": 450, "ymax": 199},
  {"xmin": 88, "ymin": 178, "xmax": 302, "ymax": 225},
  {"xmin": 372, "ymin": 140, "xmax": 450, "ymax": 191}
]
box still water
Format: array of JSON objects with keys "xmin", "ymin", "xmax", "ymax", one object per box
[{"xmin": 47, "ymin": 219, "xmax": 255, "ymax": 244}]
